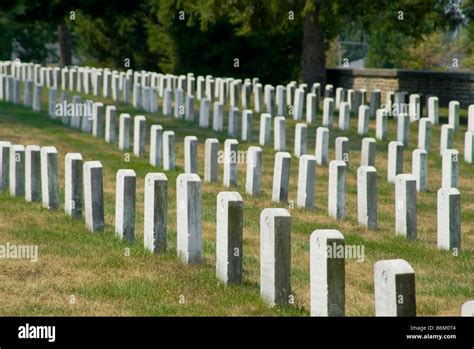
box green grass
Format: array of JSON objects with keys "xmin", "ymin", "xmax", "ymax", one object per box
[{"xmin": 0, "ymin": 83, "xmax": 472, "ymax": 316}]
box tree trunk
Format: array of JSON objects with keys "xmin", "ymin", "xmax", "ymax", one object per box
[
  {"xmin": 301, "ymin": 0, "xmax": 326, "ymax": 87},
  {"xmin": 58, "ymin": 21, "xmax": 72, "ymax": 67}
]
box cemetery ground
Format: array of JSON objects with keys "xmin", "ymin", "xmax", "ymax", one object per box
[{"xmin": 0, "ymin": 89, "xmax": 473, "ymax": 317}]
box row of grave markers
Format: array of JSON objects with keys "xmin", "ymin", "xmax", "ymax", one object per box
[{"xmin": 0, "ymin": 60, "xmax": 473, "ymax": 315}]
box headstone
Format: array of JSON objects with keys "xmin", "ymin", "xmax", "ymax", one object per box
[
  {"xmin": 254, "ymin": 83, "xmax": 263, "ymax": 112},
  {"xmin": 374, "ymin": 259, "xmax": 416, "ymax": 316},
  {"xmin": 294, "ymin": 123, "xmax": 307, "ymax": 157},
  {"xmin": 245, "ymin": 146, "xmax": 262, "ymax": 195},
  {"xmin": 223, "ymin": 139, "xmax": 238, "ymax": 187},
  {"xmin": 335, "ymin": 137, "xmax": 349, "ymax": 167},
  {"xmin": 105, "ymin": 106, "xmax": 116, "ymax": 143},
  {"xmin": 199, "ymin": 98, "xmax": 210, "ymax": 128},
  {"xmin": 213, "ymin": 101, "xmax": 224, "ymax": 132},
  {"xmin": 274, "ymin": 116, "xmax": 286, "ymax": 151},
  {"xmin": 376, "ymin": 109, "xmax": 388, "ymax": 141},
  {"xmin": 412, "ymin": 149, "xmax": 428, "ymax": 192},
  {"xmin": 162, "ymin": 88, "xmax": 172, "ymax": 116},
  {"xmin": 338, "ymin": 102, "xmax": 350, "ymax": 131},
  {"xmin": 357, "ymin": 105, "xmax": 370, "ymax": 136},
  {"xmin": 293, "ymin": 88, "xmax": 305, "ymax": 120},
  {"xmin": 315, "ymin": 127, "xmax": 329, "ymax": 166},
  {"xmin": 91, "ymin": 102, "xmax": 105, "ymax": 138},
  {"xmin": 297, "ymin": 154, "xmax": 316, "ymax": 208},
  {"xmin": 216, "ymin": 191, "xmax": 243, "ymax": 285},
  {"xmin": 204, "ymin": 138, "xmax": 219, "ymax": 182},
  {"xmin": 119, "ymin": 113, "xmax": 131, "ymax": 150},
  {"xmin": 144, "ymin": 173, "xmax": 168, "ymax": 253},
  {"xmin": 409, "ymin": 94, "xmax": 420, "ymax": 122},
  {"xmin": 448, "ymin": 101, "xmax": 460, "ymax": 131},
  {"xmin": 115, "ymin": 169, "xmax": 136, "ymax": 243},
  {"xmin": 418, "ymin": 118, "xmax": 431, "ymax": 151},
  {"xmin": 260, "ymin": 208, "xmax": 291, "ymax": 306},
  {"xmin": 259, "ymin": 113, "xmax": 272, "ymax": 146},
  {"xmin": 335, "ymin": 87, "xmax": 344, "ymax": 111},
  {"xmin": 9, "ymin": 145, "xmax": 25, "ymax": 197},
  {"xmin": 163, "ymin": 131, "xmax": 175, "ymax": 171},
  {"xmin": 322, "ymin": 98, "xmax": 334, "ymax": 128},
  {"xmin": 306, "ymin": 93, "xmax": 317, "ymax": 123},
  {"xmin": 461, "ymin": 301, "xmax": 474, "ymax": 316},
  {"xmin": 185, "ymin": 94, "xmax": 195, "ymax": 121},
  {"xmin": 241, "ymin": 110, "xmax": 253, "ymax": 141},
  {"xmin": 396, "ymin": 114, "xmax": 410, "ymax": 146},
  {"xmin": 176, "ymin": 173, "xmax": 202, "ymax": 264},
  {"xmin": 133, "ymin": 115, "xmax": 146, "ymax": 157},
  {"xmin": 428, "ymin": 96, "xmax": 439, "ymax": 124},
  {"xmin": 25, "ymin": 145, "xmax": 42, "ymax": 202},
  {"xmin": 465, "ymin": 131, "xmax": 474, "ymax": 163},
  {"xmin": 437, "ymin": 187, "xmax": 461, "ymax": 253},
  {"xmin": 357, "ymin": 166, "xmax": 377, "ymax": 229},
  {"xmin": 395, "ymin": 174, "xmax": 417, "ymax": 240},
  {"xmin": 387, "ymin": 141, "xmax": 404, "ymax": 183},
  {"xmin": 32, "ymin": 84, "xmax": 41, "ymax": 112},
  {"xmin": 184, "ymin": 136, "xmax": 198, "ymax": 174},
  {"xmin": 48, "ymin": 87, "xmax": 57, "ymax": 119},
  {"xmin": 65, "ymin": 153, "xmax": 83, "ymax": 218},
  {"xmin": 440, "ymin": 125, "xmax": 454, "ymax": 156},
  {"xmin": 328, "ymin": 160, "xmax": 347, "ymax": 220},
  {"xmin": 83, "ymin": 161, "xmax": 104, "ymax": 232},
  {"xmin": 0, "ymin": 141, "xmax": 11, "ymax": 192},
  {"xmin": 370, "ymin": 89, "xmax": 381, "ymax": 118},
  {"xmin": 228, "ymin": 107, "xmax": 241, "ymax": 138},
  {"xmin": 310, "ymin": 229, "xmax": 345, "ymax": 316},
  {"xmin": 150, "ymin": 125, "xmax": 163, "ymax": 167},
  {"xmin": 174, "ymin": 89, "xmax": 184, "ymax": 119},
  {"xmin": 361, "ymin": 137, "xmax": 376, "ymax": 167},
  {"xmin": 272, "ymin": 152, "xmax": 291, "ymax": 202},
  {"xmin": 442, "ymin": 149, "xmax": 459, "ymax": 188}
]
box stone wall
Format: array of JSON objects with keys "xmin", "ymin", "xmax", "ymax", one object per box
[{"xmin": 327, "ymin": 68, "xmax": 474, "ymax": 107}]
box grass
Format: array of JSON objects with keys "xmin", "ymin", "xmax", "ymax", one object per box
[{"xmin": 0, "ymin": 83, "xmax": 472, "ymax": 316}]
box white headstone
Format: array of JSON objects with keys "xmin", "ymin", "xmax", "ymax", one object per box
[
  {"xmin": 184, "ymin": 136, "xmax": 198, "ymax": 174},
  {"xmin": 115, "ymin": 169, "xmax": 136, "ymax": 242},
  {"xmin": 315, "ymin": 127, "xmax": 329, "ymax": 166},
  {"xmin": 412, "ymin": 149, "xmax": 428, "ymax": 192},
  {"xmin": 274, "ymin": 116, "xmax": 286, "ymax": 151},
  {"xmin": 25, "ymin": 145, "xmax": 41, "ymax": 202},
  {"xmin": 223, "ymin": 139, "xmax": 238, "ymax": 187},
  {"xmin": 65, "ymin": 153, "xmax": 83, "ymax": 218},
  {"xmin": 395, "ymin": 174, "xmax": 417, "ymax": 240},
  {"xmin": 357, "ymin": 166, "xmax": 377, "ymax": 229},
  {"xmin": 297, "ymin": 154, "xmax": 316, "ymax": 208},
  {"xmin": 163, "ymin": 131, "xmax": 175, "ymax": 171},
  {"xmin": 272, "ymin": 152, "xmax": 291, "ymax": 202},
  {"xmin": 259, "ymin": 113, "xmax": 271, "ymax": 146},
  {"xmin": 133, "ymin": 115, "xmax": 146, "ymax": 157},
  {"xmin": 328, "ymin": 160, "xmax": 347, "ymax": 220},
  {"xmin": 245, "ymin": 146, "xmax": 262, "ymax": 195},
  {"xmin": 83, "ymin": 161, "xmax": 104, "ymax": 232},
  {"xmin": 204, "ymin": 138, "xmax": 219, "ymax": 182},
  {"xmin": 144, "ymin": 173, "xmax": 168, "ymax": 253},
  {"xmin": 387, "ymin": 141, "xmax": 404, "ymax": 183},
  {"xmin": 294, "ymin": 123, "xmax": 307, "ymax": 158}
]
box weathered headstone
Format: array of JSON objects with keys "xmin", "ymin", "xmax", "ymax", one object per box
[
  {"xmin": 395, "ymin": 174, "xmax": 417, "ymax": 240},
  {"xmin": 412, "ymin": 149, "xmax": 428, "ymax": 192},
  {"xmin": 216, "ymin": 191, "xmax": 243, "ymax": 285},
  {"xmin": 442, "ymin": 149, "xmax": 459, "ymax": 188},
  {"xmin": 310, "ymin": 229, "xmax": 345, "ymax": 316},
  {"xmin": 260, "ymin": 208, "xmax": 291, "ymax": 306},
  {"xmin": 133, "ymin": 115, "xmax": 146, "ymax": 157},
  {"xmin": 274, "ymin": 116, "xmax": 286, "ymax": 151},
  {"xmin": 246, "ymin": 146, "xmax": 262, "ymax": 195},
  {"xmin": 213, "ymin": 101, "xmax": 224, "ymax": 132},
  {"xmin": 144, "ymin": 173, "xmax": 168, "ymax": 253},
  {"xmin": 315, "ymin": 127, "xmax": 329, "ymax": 166},
  {"xmin": 428, "ymin": 96, "xmax": 439, "ymax": 124},
  {"xmin": 374, "ymin": 259, "xmax": 416, "ymax": 316},
  {"xmin": 223, "ymin": 139, "xmax": 238, "ymax": 187},
  {"xmin": 465, "ymin": 131, "xmax": 474, "ymax": 163},
  {"xmin": 176, "ymin": 173, "xmax": 202, "ymax": 264},
  {"xmin": 437, "ymin": 187, "xmax": 461, "ymax": 253},
  {"xmin": 65, "ymin": 153, "xmax": 83, "ymax": 218},
  {"xmin": 204, "ymin": 138, "xmax": 219, "ymax": 183},
  {"xmin": 322, "ymin": 98, "xmax": 334, "ymax": 128},
  {"xmin": 83, "ymin": 161, "xmax": 104, "ymax": 233},
  {"xmin": 25, "ymin": 145, "xmax": 42, "ymax": 202},
  {"xmin": 338, "ymin": 102, "xmax": 350, "ymax": 131},
  {"xmin": 361, "ymin": 137, "xmax": 376, "ymax": 167},
  {"xmin": 448, "ymin": 100, "xmax": 460, "ymax": 131},
  {"xmin": 335, "ymin": 136, "xmax": 349, "ymax": 167},
  {"xmin": 105, "ymin": 105, "xmax": 116, "ymax": 143},
  {"xmin": 119, "ymin": 113, "xmax": 131, "ymax": 150},
  {"xmin": 306, "ymin": 93, "xmax": 317, "ymax": 123},
  {"xmin": 241, "ymin": 109, "xmax": 253, "ymax": 141},
  {"xmin": 115, "ymin": 169, "xmax": 136, "ymax": 242},
  {"xmin": 376, "ymin": 109, "xmax": 388, "ymax": 141},
  {"xmin": 293, "ymin": 88, "xmax": 304, "ymax": 120},
  {"xmin": 294, "ymin": 123, "xmax": 307, "ymax": 158},
  {"xmin": 357, "ymin": 105, "xmax": 370, "ymax": 136},
  {"xmin": 370, "ymin": 89, "xmax": 381, "ymax": 118},
  {"xmin": 199, "ymin": 98, "xmax": 210, "ymax": 128},
  {"xmin": 328, "ymin": 160, "xmax": 347, "ymax": 220},
  {"xmin": 163, "ymin": 131, "xmax": 175, "ymax": 171},
  {"xmin": 10, "ymin": 145, "xmax": 25, "ymax": 197},
  {"xmin": 357, "ymin": 166, "xmax": 377, "ymax": 229},
  {"xmin": 184, "ymin": 136, "xmax": 198, "ymax": 174},
  {"xmin": 272, "ymin": 152, "xmax": 291, "ymax": 202},
  {"xmin": 418, "ymin": 118, "xmax": 431, "ymax": 151},
  {"xmin": 440, "ymin": 124, "xmax": 454, "ymax": 156},
  {"xmin": 387, "ymin": 141, "xmax": 404, "ymax": 183},
  {"xmin": 150, "ymin": 125, "xmax": 163, "ymax": 167},
  {"xmin": 259, "ymin": 113, "xmax": 272, "ymax": 146},
  {"xmin": 0, "ymin": 141, "xmax": 11, "ymax": 192},
  {"xmin": 297, "ymin": 154, "xmax": 316, "ymax": 208}
]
